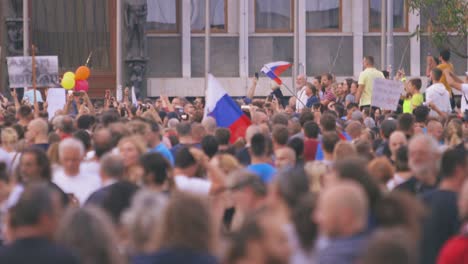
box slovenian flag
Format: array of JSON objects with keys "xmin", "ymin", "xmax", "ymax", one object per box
[
  {"xmin": 205, "ymin": 74, "xmax": 251, "ymax": 143},
  {"xmin": 261, "ymin": 61, "xmax": 292, "ymax": 85}
]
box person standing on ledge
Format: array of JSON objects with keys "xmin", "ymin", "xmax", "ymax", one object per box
[{"xmin": 355, "ymin": 56, "xmax": 384, "ymax": 110}]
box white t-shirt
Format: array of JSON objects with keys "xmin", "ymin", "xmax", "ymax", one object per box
[
  {"xmin": 174, "ymin": 175, "xmax": 211, "ymax": 195},
  {"xmin": 296, "ymin": 86, "xmax": 308, "ymax": 112},
  {"xmin": 461, "ymin": 83, "xmax": 468, "ymax": 113},
  {"xmin": 425, "ymin": 83, "xmax": 452, "ymax": 117},
  {"xmin": 52, "ymin": 168, "xmax": 101, "ymax": 205}
]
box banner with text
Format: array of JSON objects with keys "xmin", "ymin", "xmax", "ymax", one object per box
[
  {"xmin": 6, "ymin": 56, "xmax": 59, "ymax": 88},
  {"xmin": 371, "ymin": 78, "xmax": 404, "ymax": 111}
]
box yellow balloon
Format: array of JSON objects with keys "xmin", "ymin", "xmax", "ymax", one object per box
[
  {"xmin": 61, "ymin": 77, "xmax": 75, "ymax": 90},
  {"xmin": 63, "ymin": 71, "xmax": 75, "ymax": 80}
]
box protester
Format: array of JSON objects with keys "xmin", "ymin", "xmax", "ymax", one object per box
[
  {"xmin": 122, "ymin": 190, "xmax": 168, "ymax": 255},
  {"xmin": 315, "ymin": 182, "xmax": 370, "ymax": 264},
  {"xmin": 52, "ymin": 138, "xmax": 100, "ymax": 205},
  {"xmin": 56, "ymin": 206, "xmax": 124, "ymax": 264},
  {"xmin": 420, "ymin": 148, "xmax": 467, "ymax": 264},
  {"xmin": 356, "ymin": 56, "xmax": 385, "ymax": 108},
  {"xmin": 394, "ymin": 135, "xmax": 440, "ymax": 194},
  {"xmin": 137, "ymin": 191, "xmax": 219, "ymax": 264},
  {"xmin": 426, "ymin": 68, "xmax": 452, "ymax": 117},
  {"xmin": 0, "ymin": 184, "xmax": 79, "ymax": 263},
  {"xmin": 437, "ymin": 179, "xmax": 468, "ymax": 264}
]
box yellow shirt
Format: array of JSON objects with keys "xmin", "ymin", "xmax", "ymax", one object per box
[
  {"xmin": 411, "ymin": 93, "xmax": 423, "ymax": 109},
  {"xmin": 358, "ymin": 67, "xmax": 385, "ymax": 106},
  {"xmin": 403, "ymin": 93, "xmax": 423, "ymax": 113},
  {"xmin": 437, "ymin": 63, "xmax": 454, "ymax": 94}
]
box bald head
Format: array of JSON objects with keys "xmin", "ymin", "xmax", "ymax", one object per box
[
  {"xmin": 26, "ymin": 118, "xmax": 49, "ymax": 143},
  {"xmin": 389, "ymin": 131, "xmax": 407, "ymax": 157},
  {"xmin": 315, "ymin": 182, "xmax": 368, "ymax": 237},
  {"xmin": 274, "ymin": 147, "xmax": 296, "ymax": 169},
  {"xmin": 253, "ymin": 111, "xmax": 268, "ymax": 125}
]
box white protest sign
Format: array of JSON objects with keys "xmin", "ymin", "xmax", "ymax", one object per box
[
  {"xmin": 47, "ymin": 88, "xmax": 66, "ymax": 120},
  {"xmin": 6, "ymin": 56, "xmax": 59, "ymax": 88},
  {"xmin": 371, "ymin": 78, "xmax": 404, "ymax": 111}
]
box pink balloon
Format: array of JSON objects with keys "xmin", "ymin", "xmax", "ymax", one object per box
[{"xmin": 74, "ymin": 80, "xmax": 89, "ymax": 92}]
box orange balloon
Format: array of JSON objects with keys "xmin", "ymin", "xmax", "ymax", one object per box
[{"xmin": 75, "ymin": 66, "xmax": 91, "ymax": 80}]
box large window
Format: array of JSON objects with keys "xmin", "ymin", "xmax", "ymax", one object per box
[
  {"xmin": 306, "ymin": 0, "xmax": 341, "ymax": 32},
  {"xmin": 32, "ymin": 0, "xmax": 112, "ymax": 70},
  {"xmin": 191, "ymin": 0, "xmax": 227, "ymax": 32},
  {"xmin": 369, "ymin": 0, "xmax": 407, "ymax": 32},
  {"xmin": 146, "ymin": 0, "xmax": 180, "ymax": 33},
  {"xmin": 255, "ymin": 0, "xmax": 293, "ymax": 32}
]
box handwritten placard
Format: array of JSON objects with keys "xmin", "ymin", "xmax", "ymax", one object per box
[
  {"xmin": 47, "ymin": 88, "xmax": 66, "ymax": 120},
  {"xmin": 371, "ymin": 78, "xmax": 404, "ymax": 111}
]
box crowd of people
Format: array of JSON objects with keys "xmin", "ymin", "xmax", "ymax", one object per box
[{"xmin": 0, "ymin": 49, "xmax": 466, "ymax": 264}]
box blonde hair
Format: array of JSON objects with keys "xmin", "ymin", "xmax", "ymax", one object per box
[
  {"xmin": 214, "ymin": 154, "xmax": 241, "ymax": 175},
  {"xmin": 1, "ymin": 127, "xmax": 18, "ymax": 147},
  {"xmin": 118, "ymin": 136, "xmax": 147, "ymax": 156},
  {"xmin": 304, "ymin": 161, "xmax": 329, "ymax": 193},
  {"xmin": 445, "ymin": 120, "xmax": 462, "ymax": 147}
]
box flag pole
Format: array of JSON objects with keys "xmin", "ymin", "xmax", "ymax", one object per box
[
  {"xmin": 204, "ymin": 0, "xmax": 211, "ymax": 92},
  {"xmin": 262, "ymin": 64, "xmax": 307, "ymax": 108}
]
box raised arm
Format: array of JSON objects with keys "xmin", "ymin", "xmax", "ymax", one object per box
[
  {"xmin": 246, "ymin": 78, "xmax": 258, "ymax": 99},
  {"xmin": 82, "ymin": 92, "xmax": 95, "ymax": 114},
  {"xmin": 443, "ymin": 69, "xmax": 463, "ymax": 91}
]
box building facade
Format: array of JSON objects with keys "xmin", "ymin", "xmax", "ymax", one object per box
[{"xmin": 1, "ymin": 0, "xmax": 467, "ymax": 98}]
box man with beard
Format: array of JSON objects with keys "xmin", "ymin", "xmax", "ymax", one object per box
[{"xmin": 394, "ymin": 134, "xmax": 440, "ymax": 194}]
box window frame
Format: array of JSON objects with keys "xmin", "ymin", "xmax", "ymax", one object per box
[
  {"xmin": 368, "ymin": 0, "xmax": 409, "ymax": 32},
  {"xmin": 145, "ymin": 0, "xmax": 181, "ymax": 34},
  {"xmin": 305, "ymin": 0, "xmax": 343, "ymax": 33},
  {"xmin": 254, "ymin": 0, "xmax": 294, "ymax": 33},
  {"xmin": 190, "ymin": 0, "xmax": 228, "ymax": 33}
]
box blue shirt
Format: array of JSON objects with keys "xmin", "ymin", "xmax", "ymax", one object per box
[
  {"xmin": 247, "ymin": 163, "xmax": 276, "ymax": 183},
  {"xmin": 151, "ymin": 143, "xmax": 174, "ymax": 165},
  {"xmin": 23, "ymin": 89, "xmax": 43, "ymax": 103},
  {"xmin": 131, "ymin": 248, "xmax": 218, "ymax": 264},
  {"xmin": 317, "ymin": 232, "xmax": 369, "ymax": 264},
  {"xmin": 315, "ymin": 132, "xmax": 352, "ymax": 161}
]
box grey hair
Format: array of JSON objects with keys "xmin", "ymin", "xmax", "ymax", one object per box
[
  {"xmin": 121, "ymin": 190, "xmax": 168, "ymax": 253},
  {"xmin": 167, "ymin": 118, "xmax": 180, "ymax": 129},
  {"xmin": 409, "ymin": 134, "xmax": 440, "ymax": 155},
  {"xmin": 59, "ymin": 138, "xmax": 85, "ymax": 158},
  {"xmin": 100, "ymin": 153, "xmax": 125, "ymax": 180}
]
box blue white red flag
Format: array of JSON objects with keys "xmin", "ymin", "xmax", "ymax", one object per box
[
  {"xmin": 261, "ymin": 61, "xmax": 292, "ymax": 85},
  {"xmin": 204, "ymin": 74, "xmax": 251, "ymax": 143}
]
